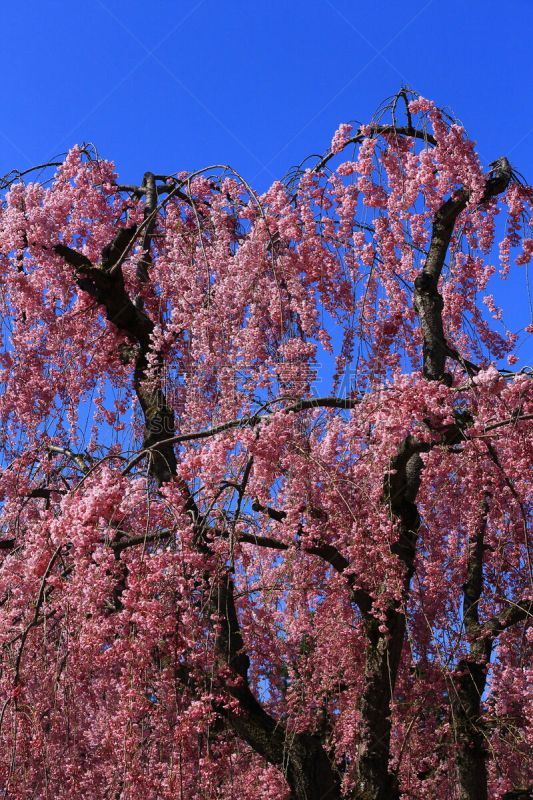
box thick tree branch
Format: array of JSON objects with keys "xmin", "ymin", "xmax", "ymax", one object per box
[
  {"xmin": 0, "ymin": 539, "xmax": 15, "ymax": 551},
  {"xmin": 13, "ymin": 546, "xmax": 63, "ymax": 686},
  {"xmin": 208, "ymin": 546, "xmax": 341, "ymax": 797},
  {"xmin": 54, "ymin": 242, "xmax": 153, "ymax": 346},
  {"xmin": 451, "ymin": 496, "xmax": 530, "ymax": 800},
  {"xmin": 136, "ymin": 172, "xmax": 157, "ymax": 286},
  {"xmin": 55, "ymin": 237, "xmax": 175, "ymax": 484},
  {"xmin": 100, "ymin": 225, "xmax": 138, "ymax": 271},
  {"xmin": 248, "ymin": 501, "xmax": 372, "ymax": 613},
  {"xmin": 481, "ymin": 598, "xmax": 532, "ymax": 640},
  {"xmin": 238, "ymin": 531, "xmax": 351, "ymax": 579},
  {"xmin": 463, "ymin": 495, "xmax": 490, "ymax": 634},
  {"xmin": 414, "ymin": 158, "xmax": 513, "ymax": 381},
  {"xmin": 405, "ymin": 156, "xmax": 513, "ymax": 791}
]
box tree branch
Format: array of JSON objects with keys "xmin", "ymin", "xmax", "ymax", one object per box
[
  {"xmin": 46, "ymin": 444, "xmax": 92, "ymax": 473},
  {"xmin": 55, "ymin": 238, "xmax": 175, "ymax": 484},
  {"xmin": 122, "ymin": 395, "xmax": 358, "ymax": 475},
  {"xmin": 0, "ymin": 539, "xmax": 15, "ymax": 551},
  {"xmin": 481, "ymin": 598, "xmax": 532, "ymax": 639},
  {"xmin": 313, "ymin": 124, "xmax": 437, "ymax": 174},
  {"xmin": 247, "ymin": 502, "xmax": 372, "ymax": 613},
  {"xmin": 414, "ymin": 158, "xmax": 513, "ymax": 381}
]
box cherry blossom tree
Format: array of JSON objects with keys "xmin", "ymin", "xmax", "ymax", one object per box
[{"xmin": 0, "ymin": 90, "xmax": 531, "ymax": 800}]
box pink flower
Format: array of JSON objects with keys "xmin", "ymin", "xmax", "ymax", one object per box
[{"xmin": 330, "ymin": 122, "xmax": 353, "ymax": 154}]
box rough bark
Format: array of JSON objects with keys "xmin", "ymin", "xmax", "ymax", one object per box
[
  {"xmin": 354, "ymin": 437, "xmax": 426, "ymax": 800},
  {"xmin": 452, "ymin": 497, "xmax": 491, "ymax": 800},
  {"xmin": 55, "ymin": 239, "xmax": 176, "ymax": 485},
  {"xmin": 452, "ymin": 493, "xmax": 532, "ymax": 800},
  {"xmin": 414, "ymin": 158, "xmax": 512, "ymax": 382}
]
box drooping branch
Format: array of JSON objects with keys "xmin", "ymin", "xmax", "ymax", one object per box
[
  {"xmin": 313, "ymin": 124, "xmax": 438, "ymax": 175},
  {"xmin": 13, "ymin": 545, "xmax": 63, "ymax": 686},
  {"xmin": 123, "ymin": 396, "xmax": 359, "ymax": 475},
  {"xmin": 56, "ymin": 230, "xmax": 322, "ymax": 788}
]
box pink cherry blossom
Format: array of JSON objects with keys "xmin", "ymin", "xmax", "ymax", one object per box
[{"xmin": 0, "ymin": 93, "xmax": 531, "ymax": 800}]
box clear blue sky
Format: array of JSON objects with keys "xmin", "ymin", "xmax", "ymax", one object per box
[{"xmin": 1, "ymin": 0, "xmax": 532, "ymax": 360}]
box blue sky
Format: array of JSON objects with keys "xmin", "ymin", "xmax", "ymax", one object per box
[{"xmin": 1, "ymin": 0, "xmax": 532, "ymax": 361}]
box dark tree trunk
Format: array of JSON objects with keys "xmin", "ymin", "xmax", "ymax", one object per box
[
  {"xmin": 451, "ymin": 498, "xmax": 491, "ymax": 800},
  {"xmin": 353, "ymin": 440, "xmax": 425, "ymax": 799},
  {"xmin": 354, "ymin": 612, "xmax": 403, "ymax": 800},
  {"xmin": 452, "ymin": 659, "xmax": 489, "ymax": 800}
]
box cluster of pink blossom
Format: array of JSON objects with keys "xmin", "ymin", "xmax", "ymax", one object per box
[
  {"xmin": 0, "ymin": 95, "xmax": 531, "ymax": 798},
  {"xmin": 330, "ymin": 122, "xmax": 353, "ymax": 155}
]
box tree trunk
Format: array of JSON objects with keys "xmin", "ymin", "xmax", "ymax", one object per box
[
  {"xmin": 354, "ymin": 612, "xmax": 403, "ymax": 800},
  {"xmin": 353, "ymin": 441, "xmax": 424, "ymax": 799},
  {"xmin": 452, "ymin": 659, "xmax": 489, "ymax": 800}
]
